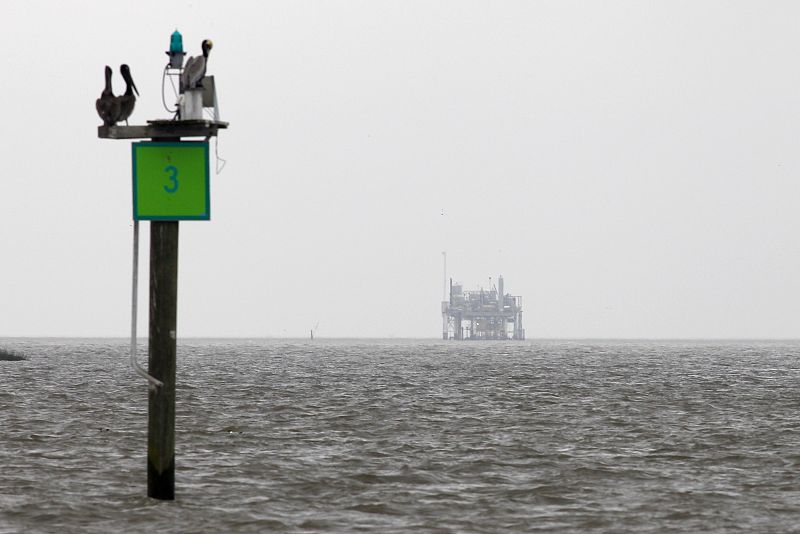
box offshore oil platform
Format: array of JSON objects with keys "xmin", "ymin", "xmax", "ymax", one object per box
[{"xmin": 441, "ymin": 275, "xmax": 525, "ymax": 340}]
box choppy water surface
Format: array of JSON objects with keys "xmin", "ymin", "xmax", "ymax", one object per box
[{"xmin": 1, "ymin": 339, "xmax": 799, "ymax": 532}]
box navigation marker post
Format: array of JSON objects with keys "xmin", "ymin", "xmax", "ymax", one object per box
[
  {"xmin": 135, "ymin": 139, "xmax": 211, "ymax": 499},
  {"xmin": 97, "ymin": 31, "xmax": 228, "ymax": 500}
]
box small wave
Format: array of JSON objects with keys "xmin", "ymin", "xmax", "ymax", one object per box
[{"xmin": 346, "ymin": 502, "xmax": 402, "ymax": 515}]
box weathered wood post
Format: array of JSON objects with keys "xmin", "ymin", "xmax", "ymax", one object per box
[{"xmin": 147, "ymin": 218, "xmax": 179, "ymax": 499}]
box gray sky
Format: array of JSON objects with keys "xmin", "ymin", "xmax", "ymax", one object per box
[{"xmin": 1, "ymin": 1, "xmax": 799, "ymax": 338}]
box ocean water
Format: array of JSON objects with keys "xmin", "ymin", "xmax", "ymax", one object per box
[{"xmin": 0, "ymin": 338, "xmax": 799, "ymax": 533}]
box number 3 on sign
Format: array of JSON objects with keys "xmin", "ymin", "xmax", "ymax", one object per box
[{"xmin": 164, "ymin": 165, "xmax": 179, "ymax": 193}]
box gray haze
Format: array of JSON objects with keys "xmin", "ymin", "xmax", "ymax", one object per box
[{"xmin": 1, "ymin": 1, "xmax": 798, "ymax": 338}]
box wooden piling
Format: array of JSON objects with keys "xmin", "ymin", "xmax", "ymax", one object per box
[{"xmin": 147, "ymin": 220, "xmax": 179, "ymax": 500}]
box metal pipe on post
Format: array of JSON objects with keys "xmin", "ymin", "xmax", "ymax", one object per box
[{"xmin": 148, "ymin": 219, "xmax": 179, "ymax": 500}]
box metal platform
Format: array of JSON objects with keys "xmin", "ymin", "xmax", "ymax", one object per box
[
  {"xmin": 442, "ymin": 275, "xmax": 525, "ymax": 340},
  {"xmin": 98, "ymin": 119, "xmax": 229, "ymax": 140}
]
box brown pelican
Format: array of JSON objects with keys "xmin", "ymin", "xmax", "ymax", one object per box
[
  {"xmin": 181, "ymin": 39, "xmax": 213, "ymax": 90},
  {"xmin": 115, "ymin": 64, "xmax": 139, "ymax": 125},
  {"xmin": 95, "ymin": 66, "xmax": 120, "ymax": 126}
]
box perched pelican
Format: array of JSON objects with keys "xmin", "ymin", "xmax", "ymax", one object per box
[
  {"xmin": 115, "ymin": 64, "xmax": 139, "ymax": 125},
  {"xmin": 95, "ymin": 66, "xmax": 120, "ymax": 126},
  {"xmin": 181, "ymin": 39, "xmax": 213, "ymax": 90}
]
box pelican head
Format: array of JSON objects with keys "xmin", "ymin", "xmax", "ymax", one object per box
[
  {"xmin": 202, "ymin": 39, "xmax": 213, "ymax": 57},
  {"xmin": 120, "ymin": 64, "xmax": 139, "ymax": 97}
]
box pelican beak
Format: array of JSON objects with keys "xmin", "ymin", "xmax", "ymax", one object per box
[{"xmin": 133, "ymin": 81, "xmax": 139, "ymax": 97}]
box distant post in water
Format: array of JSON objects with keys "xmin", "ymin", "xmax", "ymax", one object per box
[{"xmin": 96, "ymin": 30, "xmax": 228, "ymax": 500}]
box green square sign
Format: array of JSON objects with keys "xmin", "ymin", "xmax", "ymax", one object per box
[{"xmin": 132, "ymin": 141, "xmax": 210, "ymax": 220}]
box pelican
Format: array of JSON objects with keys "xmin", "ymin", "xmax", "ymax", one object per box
[
  {"xmin": 181, "ymin": 39, "xmax": 213, "ymax": 90},
  {"xmin": 95, "ymin": 66, "xmax": 120, "ymax": 126},
  {"xmin": 115, "ymin": 64, "xmax": 139, "ymax": 125}
]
